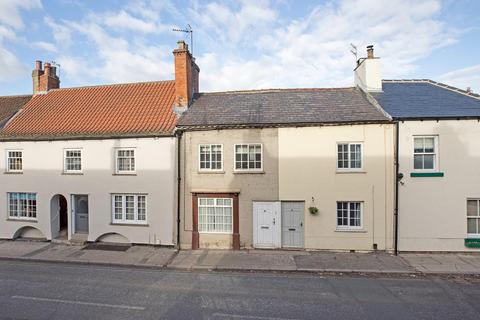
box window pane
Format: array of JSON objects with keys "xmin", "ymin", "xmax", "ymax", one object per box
[
  {"xmin": 414, "ymin": 138, "xmax": 424, "ymax": 153},
  {"xmin": 467, "ymin": 218, "xmax": 477, "ymax": 234},
  {"xmin": 414, "ymin": 155, "xmax": 423, "ymax": 169},
  {"xmin": 467, "ymin": 200, "xmax": 479, "ymax": 217},
  {"xmin": 423, "ymin": 155, "xmax": 434, "ymax": 169},
  {"xmin": 424, "ymin": 138, "xmax": 434, "ymax": 153}
]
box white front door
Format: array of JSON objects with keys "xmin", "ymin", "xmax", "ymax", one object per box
[{"xmin": 253, "ymin": 201, "xmax": 281, "ymax": 248}]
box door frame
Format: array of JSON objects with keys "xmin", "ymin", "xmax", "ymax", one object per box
[
  {"xmin": 281, "ymin": 201, "xmax": 305, "ymax": 248},
  {"xmin": 71, "ymin": 194, "xmax": 89, "ymax": 234},
  {"xmin": 253, "ymin": 201, "xmax": 281, "ymax": 249}
]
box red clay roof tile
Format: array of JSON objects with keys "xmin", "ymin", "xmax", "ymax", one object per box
[{"xmin": 1, "ymin": 81, "xmax": 177, "ymax": 139}]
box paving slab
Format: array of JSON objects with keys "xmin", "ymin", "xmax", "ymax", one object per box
[
  {"xmin": 0, "ymin": 240, "xmax": 51, "ymax": 258},
  {"xmin": 402, "ymin": 253, "xmax": 480, "ymax": 274},
  {"xmin": 295, "ymin": 251, "xmax": 415, "ymax": 273}
]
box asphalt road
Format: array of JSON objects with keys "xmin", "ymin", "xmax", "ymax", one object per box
[{"xmin": 0, "ymin": 260, "xmax": 479, "ymax": 320}]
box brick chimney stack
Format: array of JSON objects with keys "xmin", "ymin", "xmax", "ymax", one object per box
[
  {"xmin": 32, "ymin": 60, "xmax": 60, "ymax": 94},
  {"xmin": 173, "ymin": 40, "xmax": 200, "ymax": 109},
  {"xmin": 366, "ymin": 45, "xmax": 374, "ymax": 59}
]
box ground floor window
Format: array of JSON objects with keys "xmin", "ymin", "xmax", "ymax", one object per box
[
  {"xmin": 337, "ymin": 201, "xmax": 362, "ymax": 229},
  {"xmin": 8, "ymin": 193, "xmax": 37, "ymax": 220},
  {"xmin": 112, "ymin": 194, "xmax": 147, "ymax": 224},
  {"xmin": 467, "ymin": 199, "xmax": 480, "ymax": 237},
  {"xmin": 198, "ymin": 197, "xmax": 233, "ymax": 233}
]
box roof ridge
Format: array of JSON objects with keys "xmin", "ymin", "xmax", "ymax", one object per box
[
  {"xmin": 382, "ymin": 79, "xmax": 480, "ymax": 99},
  {"xmin": 0, "ymin": 94, "xmax": 32, "ymax": 98},
  {"xmin": 198, "ymin": 87, "xmax": 356, "ymax": 95},
  {"xmin": 48, "ymin": 79, "xmax": 175, "ymax": 92}
]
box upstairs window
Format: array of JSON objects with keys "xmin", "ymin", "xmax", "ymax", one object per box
[
  {"xmin": 234, "ymin": 144, "xmax": 262, "ymax": 171},
  {"xmin": 414, "ymin": 136, "xmax": 437, "ymax": 170},
  {"xmin": 64, "ymin": 149, "xmax": 82, "ymax": 173},
  {"xmin": 6, "ymin": 150, "xmax": 22, "ymax": 172},
  {"xmin": 199, "ymin": 144, "xmax": 223, "ymax": 171},
  {"xmin": 116, "ymin": 148, "xmax": 135, "ymax": 174},
  {"xmin": 8, "ymin": 192, "xmax": 37, "ymax": 220},
  {"xmin": 337, "ymin": 143, "xmax": 362, "ymax": 170}
]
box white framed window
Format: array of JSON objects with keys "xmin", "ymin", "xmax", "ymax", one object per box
[
  {"xmin": 6, "ymin": 150, "xmax": 23, "ymax": 172},
  {"xmin": 199, "ymin": 144, "xmax": 223, "ymax": 171},
  {"xmin": 337, "ymin": 143, "xmax": 362, "ymax": 170},
  {"xmin": 198, "ymin": 197, "xmax": 233, "ymax": 233},
  {"xmin": 115, "ymin": 148, "xmax": 135, "ymax": 174},
  {"xmin": 337, "ymin": 201, "xmax": 362, "ymax": 229},
  {"xmin": 64, "ymin": 149, "xmax": 82, "ymax": 173},
  {"xmin": 467, "ymin": 199, "xmax": 480, "ymax": 238},
  {"xmin": 234, "ymin": 144, "xmax": 263, "ymax": 171},
  {"xmin": 413, "ymin": 136, "xmax": 438, "ymax": 171},
  {"xmin": 112, "ymin": 194, "xmax": 147, "ymax": 224},
  {"xmin": 8, "ymin": 192, "xmax": 37, "ymax": 220}
]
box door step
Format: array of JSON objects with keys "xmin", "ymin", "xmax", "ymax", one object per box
[{"xmin": 51, "ymin": 234, "xmax": 88, "ymax": 246}]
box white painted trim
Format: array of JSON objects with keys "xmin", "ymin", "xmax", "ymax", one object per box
[
  {"xmin": 111, "ymin": 194, "xmax": 148, "ymax": 225},
  {"xmin": 412, "ymin": 135, "xmax": 439, "ymax": 172},
  {"xmin": 114, "ymin": 147, "xmax": 136, "ymax": 174},
  {"xmin": 335, "ymin": 142, "xmax": 364, "ymax": 172},
  {"xmin": 336, "ymin": 201, "xmax": 364, "ymax": 230},
  {"xmin": 198, "ymin": 143, "xmax": 224, "ymax": 172},
  {"xmin": 233, "ymin": 143, "xmax": 264, "ymax": 172},
  {"xmin": 5, "ymin": 149, "xmax": 23, "ymax": 173},
  {"xmin": 63, "ymin": 148, "xmax": 83, "ymax": 174}
]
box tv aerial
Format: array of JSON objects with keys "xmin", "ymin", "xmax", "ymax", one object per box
[
  {"xmin": 350, "ymin": 43, "xmax": 357, "ymax": 60},
  {"xmin": 173, "ymin": 24, "xmax": 193, "ymax": 55}
]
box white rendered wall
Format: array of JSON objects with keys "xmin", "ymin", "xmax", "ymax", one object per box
[{"xmin": 0, "ymin": 137, "xmax": 177, "ymax": 245}]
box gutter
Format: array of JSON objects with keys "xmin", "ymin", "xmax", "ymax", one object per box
[
  {"xmin": 176, "ymin": 130, "xmax": 183, "ymax": 249},
  {"xmin": 394, "ymin": 122, "xmax": 400, "ymax": 255}
]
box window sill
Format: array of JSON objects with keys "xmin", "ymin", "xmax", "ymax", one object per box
[
  {"xmin": 198, "ymin": 231, "xmax": 233, "ymax": 235},
  {"xmin": 4, "ymin": 171, "xmax": 23, "ymax": 174},
  {"xmin": 7, "ymin": 218, "xmax": 37, "ymax": 223},
  {"xmin": 112, "ymin": 173, "xmax": 137, "ymax": 176},
  {"xmin": 110, "ymin": 222, "xmax": 149, "ymax": 227},
  {"xmin": 336, "ymin": 170, "xmax": 366, "ymax": 174},
  {"xmin": 465, "ymin": 238, "xmax": 480, "ymax": 248},
  {"xmin": 62, "ymin": 172, "xmax": 83, "ymax": 175},
  {"xmin": 335, "ymin": 228, "xmax": 367, "ymax": 233},
  {"xmin": 410, "ymin": 172, "xmax": 444, "ymax": 177},
  {"xmin": 198, "ymin": 170, "xmax": 225, "ymax": 174},
  {"xmin": 233, "ymin": 170, "xmax": 265, "ymax": 174}
]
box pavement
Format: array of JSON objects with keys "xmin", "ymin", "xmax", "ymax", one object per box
[
  {"xmin": 0, "ymin": 240, "xmax": 480, "ymax": 275},
  {"xmin": 2, "ymin": 260, "xmax": 480, "ymax": 320}
]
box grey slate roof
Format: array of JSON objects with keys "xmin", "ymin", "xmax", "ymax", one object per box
[
  {"xmin": 372, "ymin": 80, "xmax": 480, "ymax": 119},
  {"xmin": 0, "ymin": 95, "xmax": 32, "ymax": 129},
  {"xmin": 178, "ymin": 88, "xmax": 390, "ymax": 129}
]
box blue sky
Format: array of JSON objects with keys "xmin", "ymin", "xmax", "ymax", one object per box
[{"xmin": 0, "ymin": 0, "xmax": 479, "ymax": 95}]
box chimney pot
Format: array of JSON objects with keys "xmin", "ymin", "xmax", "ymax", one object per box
[
  {"xmin": 367, "ymin": 45, "xmax": 374, "ymax": 59},
  {"xmin": 177, "ymin": 40, "xmax": 188, "ymax": 50},
  {"xmin": 35, "ymin": 60, "xmax": 42, "ymax": 70},
  {"xmin": 467, "ymin": 87, "xmax": 472, "ymax": 94}
]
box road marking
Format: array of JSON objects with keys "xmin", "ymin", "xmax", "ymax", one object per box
[
  {"xmin": 211, "ymin": 313, "xmax": 300, "ymax": 320},
  {"xmin": 11, "ymin": 295, "xmax": 145, "ymax": 311}
]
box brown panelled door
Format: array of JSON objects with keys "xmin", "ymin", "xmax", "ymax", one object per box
[{"xmin": 192, "ymin": 192, "xmax": 240, "ymax": 250}]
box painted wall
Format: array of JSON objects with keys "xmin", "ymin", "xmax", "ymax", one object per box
[
  {"xmin": 0, "ymin": 137, "xmax": 177, "ymax": 245},
  {"xmin": 278, "ymin": 124, "xmax": 395, "ymax": 251},
  {"xmin": 398, "ymin": 120, "xmax": 480, "ymax": 251},
  {"xmin": 179, "ymin": 128, "xmax": 279, "ymax": 249},
  {"xmin": 354, "ymin": 58, "xmax": 382, "ymax": 92}
]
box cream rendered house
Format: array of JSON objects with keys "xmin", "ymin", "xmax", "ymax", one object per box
[
  {"xmin": 373, "ymin": 80, "xmax": 480, "ymax": 252},
  {"xmin": 0, "ymin": 41, "xmax": 199, "ymax": 245},
  {"xmin": 178, "ymin": 83, "xmax": 395, "ymax": 250}
]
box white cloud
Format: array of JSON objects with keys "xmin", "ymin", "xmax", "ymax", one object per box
[
  {"xmin": 33, "ymin": 0, "xmax": 462, "ymax": 93},
  {"xmin": 437, "ymin": 64, "xmax": 480, "ymax": 93},
  {"xmin": 194, "ymin": 0, "xmax": 456, "ymax": 91},
  {"xmin": 32, "ymin": 41, "xmax": 57, "ymax": 52},
  {"xmin": 0, "ymin": 0, "xmax": 42, "ymax": 83}
]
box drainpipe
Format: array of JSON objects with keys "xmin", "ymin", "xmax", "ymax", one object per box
[
  {"xmin": 394, "ymin": 121, "xmax": 400, "ymax": 255},
  {"xmin": 176, "ymin": 130, "xmax": 183, "ymax": 249}
]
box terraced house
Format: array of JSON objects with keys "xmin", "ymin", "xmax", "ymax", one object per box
[
  {"xmin": 177, "ymin": 47, "xmax": 396, "ymax": 251},
  {"xmin": 0, "ymin": 41, "xmax": 199, "ymax": 245}
]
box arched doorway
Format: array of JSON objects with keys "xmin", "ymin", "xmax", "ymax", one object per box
[{"xmin": 50, "ymin": 194, "xmax": 68, "ymax": 239}]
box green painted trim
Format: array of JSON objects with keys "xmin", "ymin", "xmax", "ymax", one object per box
[
  {"xmin": 465, "ymin": 238, "xmax": 480, "ymax": 248},
  {"xmin": 410, "ymin": 172, "xmax": 444, "ymax": 177}
]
